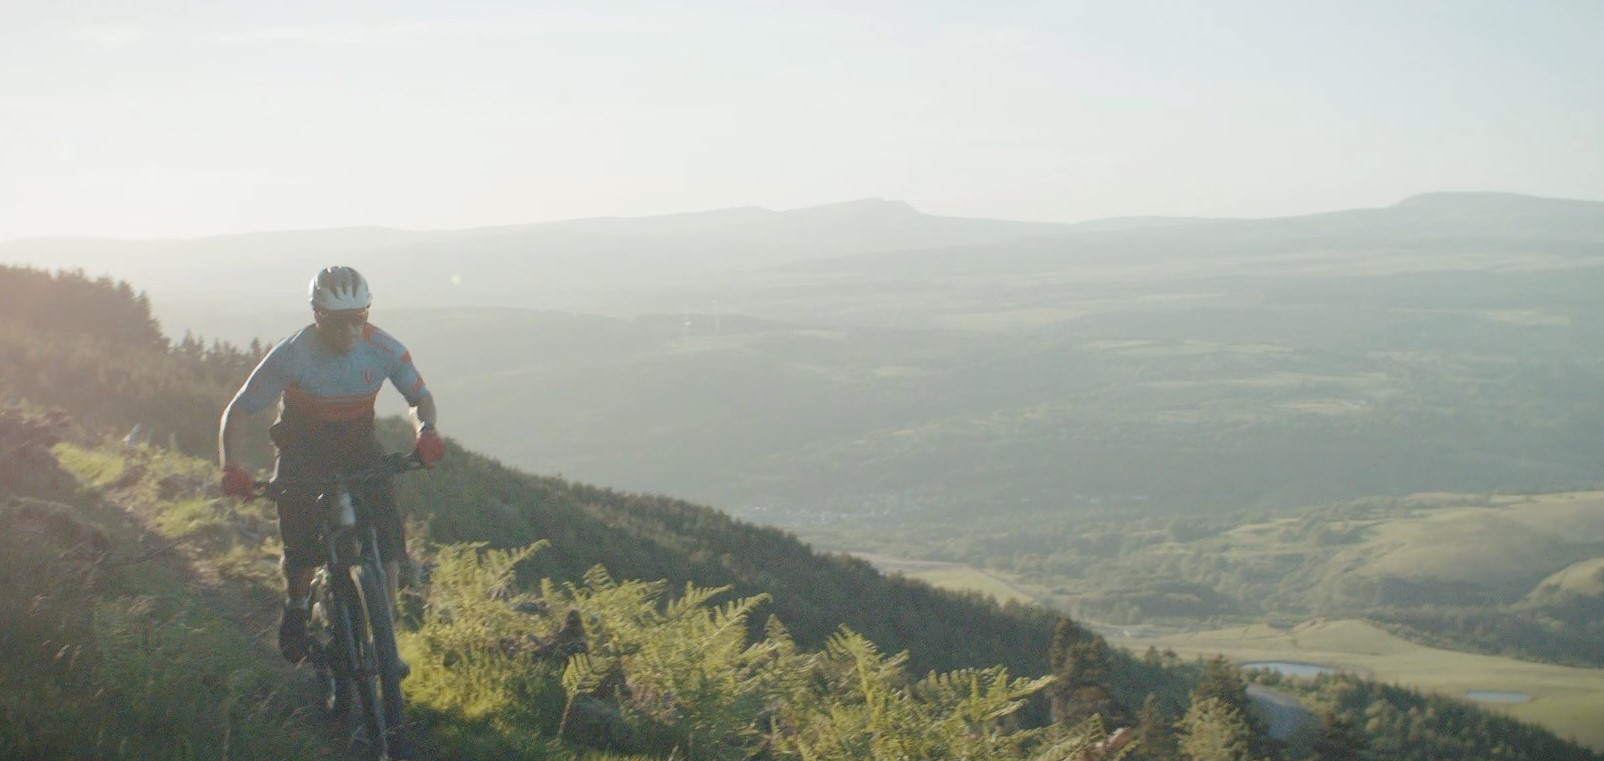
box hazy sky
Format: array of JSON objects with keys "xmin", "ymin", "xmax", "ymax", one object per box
[{"xmin": 3, "ymin": 0, "xmax": 1600, "ymax": 241}]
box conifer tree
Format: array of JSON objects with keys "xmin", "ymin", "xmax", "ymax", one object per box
[
  {"xmin": 1179, "ymin": 697, "xmax": 1260, "ymax": 761},
  {"xmin": 1047, "ymin": 618, "xmax": 1132, "ymax": 729},
  {"xmin": 1188, "ymin": 657, "xmax": 1270, "ymax": 759},
  {"xmin": 1193, "ymin": 657, "xmax": 1265, "ymax": 732},
  {"xmin": 1310, "ymin": 711, "xmax": 1367, "ymax": 761},
  {"xmin": 1128, "ymin": 693, "xmax": 1180, "ymax": 761}
]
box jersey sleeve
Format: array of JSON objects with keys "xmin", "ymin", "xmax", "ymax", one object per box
[
  {"xmin": 389, "ymin": 344, "xmax": 431, "ymax": 406},
  {"xmin": 227, "ymin": 337, "xmax": 294, "ymax": 415}
]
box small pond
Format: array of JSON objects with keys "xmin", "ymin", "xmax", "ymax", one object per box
[
  {"xmin": 1242, "ymin": 661, "xmax": 1339, "ymax": 678},
  {"xmin": 1465, "ymin": 690, "xmax": 1531, "ymax": 704}
]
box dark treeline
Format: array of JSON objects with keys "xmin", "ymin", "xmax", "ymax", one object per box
[
  {"xmin": 1369, "ymin": 604, "xmax": 1604, "ymax": 669},
  {"xmin": 0, "ymin": 266, "xmax": 164, "ymax": 349},
  {"xmin": 1254, "ymin": 670, "xmax": 1600, "ymax": 761},
  {"xmin": 0, "ymin": 265, "xmax": 268, "ymax": 458}
]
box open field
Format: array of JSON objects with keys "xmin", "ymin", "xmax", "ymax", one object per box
[
  {"xmin": 1111, "ymin": 619, "xmax": 1604, "ymax": 751},
  {"xmin": 1532, "ymin": 557, "xmax": 1604, "ymax": 600},
  {"xmin": 852, "ymin": 553, "xmax": 1038, "ymax": 605},
  {"xmin": 1503, "ymin": 491, "xmax": 1604, "ymax": 542}
]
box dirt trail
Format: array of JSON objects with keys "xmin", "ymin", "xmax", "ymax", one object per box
[{"xmin": 103, "ymin": 478, "xmax": 437, "ymax": 760}]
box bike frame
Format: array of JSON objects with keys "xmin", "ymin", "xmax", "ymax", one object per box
[{"xmin": 260, "ymin": 452, "xmax": 421, "ymax": 760}]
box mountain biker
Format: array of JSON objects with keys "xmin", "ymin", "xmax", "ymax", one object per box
[{"xmin": 217, "ymin": 266, "xmax": 444, "ymax": 664}]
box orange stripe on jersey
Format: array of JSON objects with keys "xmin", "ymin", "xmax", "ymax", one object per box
[
  {"xmin": 284, "ymin": 387, "xmax": 380, "ymax": 421},
  {"xmin": 363, "ymin": 325, "xmax": 399, "ymax": 355},
  {"xmin": 409, "ymin": 375, "xmax": 426, "ymax": 394},
  {"xmin": 399, "ymin": 351, "xmax": 412, "ymax": 364}
]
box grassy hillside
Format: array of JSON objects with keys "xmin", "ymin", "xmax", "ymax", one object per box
[
  {"xmin": 1530, "ymin": 557, "xmax": 1604, "ymax": 600},
  {"xmin": 838, "ymin": 479, "xmax": 1604, "ymax": 684},
  {"xmin": 0, "ymin": 412, "xmax": 342, "ymax": 760},
  {"xmin": 0, "ymin": 266, "xmax": 1130, "ymax": 758},
  {"xmin": 14, "ymin": 432, "xmax": 1598, "ymax": 761},
  {"xmin": 0, "ymin": 266, "xmax": 1069, "ymax": 679},
  {"xmin": 7, "ymin": 422, "xmax": 1123, "ymax": 760},
  {"xmin": 6, "ymin": 264, "xmax": 1601, "ymax": 760}
]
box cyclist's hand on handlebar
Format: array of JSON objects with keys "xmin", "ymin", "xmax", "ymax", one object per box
[
  {"xmin": 221, "ymin": 465, "xmax": 255, "ymax": 498},
  {"xmin": 415, "ymin": 428, "xmax": 445, "ymax": 467}
]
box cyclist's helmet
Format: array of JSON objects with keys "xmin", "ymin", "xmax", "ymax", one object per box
[{"xmin": 308, "ymin": 266, "xmax": 371, "ymax": 311}]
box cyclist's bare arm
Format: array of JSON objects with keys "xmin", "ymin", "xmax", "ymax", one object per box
[
  {"xmin": 410, "ymin": 395, "xmax": 438, "ymax": 434},
  {"xmin": 219, "ymin": 405, "xmax": 257, "ymax": 470}
]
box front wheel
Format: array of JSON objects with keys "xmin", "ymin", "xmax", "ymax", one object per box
[
  {"xmin": 308, "ymin": 571, "xmax": 353, "ymax": 718},
  {"xmin": 353, "ymin": 560, "xmax": 408, "ymax": 758}
]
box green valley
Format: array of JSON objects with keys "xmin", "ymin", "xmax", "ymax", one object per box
[
  {"xmin": 8, "ymin": 191, "xmax": 1604, "ymax": 759},
  {"xmin": 1111, "ymin": 620, "xmax": 1604, "ymax": 752}
]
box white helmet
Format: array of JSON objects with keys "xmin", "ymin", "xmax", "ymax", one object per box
[{"xmin": 309, "ymin": 266, "xmax": 372, "ymax": 311}]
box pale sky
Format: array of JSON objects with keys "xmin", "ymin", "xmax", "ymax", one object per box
[{"xmin": 2, "ymin": 0, "xmax": 1600, "ymax": 241}]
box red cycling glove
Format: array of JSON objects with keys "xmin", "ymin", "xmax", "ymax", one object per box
[
  {"xmin": 415, "ymin": 428, "xmax": 445, "ymax": 467},
  {"xmin": 221, "ymin": 465, "xmax": 254, "ymax": 498}
]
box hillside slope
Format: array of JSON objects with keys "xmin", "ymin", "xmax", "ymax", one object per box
[
  {"xmin": 5, "ymin": 265, "xmax": 1601, "ymax": 760},
  {"xmin": 0, "ymin": 264, "xmax": 1067, "ymax": 678}
]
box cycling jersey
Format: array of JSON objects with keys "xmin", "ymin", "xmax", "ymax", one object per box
[{"xmin": 227, "ymin": 323, "xmax": 431, "ymax": 424}]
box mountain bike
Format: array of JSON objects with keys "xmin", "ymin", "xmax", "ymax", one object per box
[{"xmin": 256, "ymin": 452, "xmax": 423, "ymax": 760}]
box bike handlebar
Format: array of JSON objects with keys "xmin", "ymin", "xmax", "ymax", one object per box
[{"xmin": 252, "ymin": 452, "xmax": 426, "ymax": 498}]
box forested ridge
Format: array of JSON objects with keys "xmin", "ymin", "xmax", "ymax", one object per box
[{"xmin": 3, "ymin": 264, "xmax": 1599, "ymax": 760}]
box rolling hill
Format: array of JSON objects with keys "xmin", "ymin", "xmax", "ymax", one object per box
[
  {"xmin": 10, "ymin": 192, "xmax": 1604, "ymax": 552},
  {"xmin": 6, "ymin": 251, "xmax": 1604, "ymax": 760}
]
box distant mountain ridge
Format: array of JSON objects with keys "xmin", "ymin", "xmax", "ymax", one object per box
[
  {"xmin": 0, "ymin": 197, "xmax": 1073, "ymax": 313},
  {"xmin": 776, "ymin": 190, "xmax": 1604, "ymax": 286},
  {"xmin": 1393, "ymin": 190, "xmax": 1604, "ymax": 210},
  {"xmin": 6, "ymin": 191, "xmax": 1599, "ymax": 318}
]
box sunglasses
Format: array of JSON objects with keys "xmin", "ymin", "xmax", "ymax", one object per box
[{"xmin": 315, "ymin": 308, "xmax": 369, "ymax": 328}]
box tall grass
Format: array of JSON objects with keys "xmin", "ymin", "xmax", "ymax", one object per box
[{"xmin": 0, "ymin": 498, "xmax": 337, "ymax": 760}]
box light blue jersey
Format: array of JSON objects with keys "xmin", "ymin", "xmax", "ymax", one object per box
[{"xmin": 228, "ymin": 324, "xmax": 430, "ymax": 423}]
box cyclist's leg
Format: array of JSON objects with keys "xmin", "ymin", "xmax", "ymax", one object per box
[
  {"xmin": 273, "ymin": 450, "xmax": 324, "ymax": 663},
  {"xmin": 273, "ymin": 442, "xmax": 328, "ymax": 598}
]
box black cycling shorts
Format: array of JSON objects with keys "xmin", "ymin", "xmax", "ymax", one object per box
[{"xmin": 271, "ymin": 425, "xmax": 406, "ymax": 574}]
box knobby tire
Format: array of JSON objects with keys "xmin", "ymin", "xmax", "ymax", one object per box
[
  {"xmin": 310, "ymin": 573, "xmax": 353, "ymax": 718},
  {"xmin": 355, "ymin": 560, "xmax": 406, "ymax": 759}
]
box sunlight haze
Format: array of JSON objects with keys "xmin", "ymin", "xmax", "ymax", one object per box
[
  {"xmin": 11, "ymin": 5, "xmax": 1604, "ymax": 757},
  {"xmin": 2, "ymin": 0, "xmax": 1601, "ymax": 240}
]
